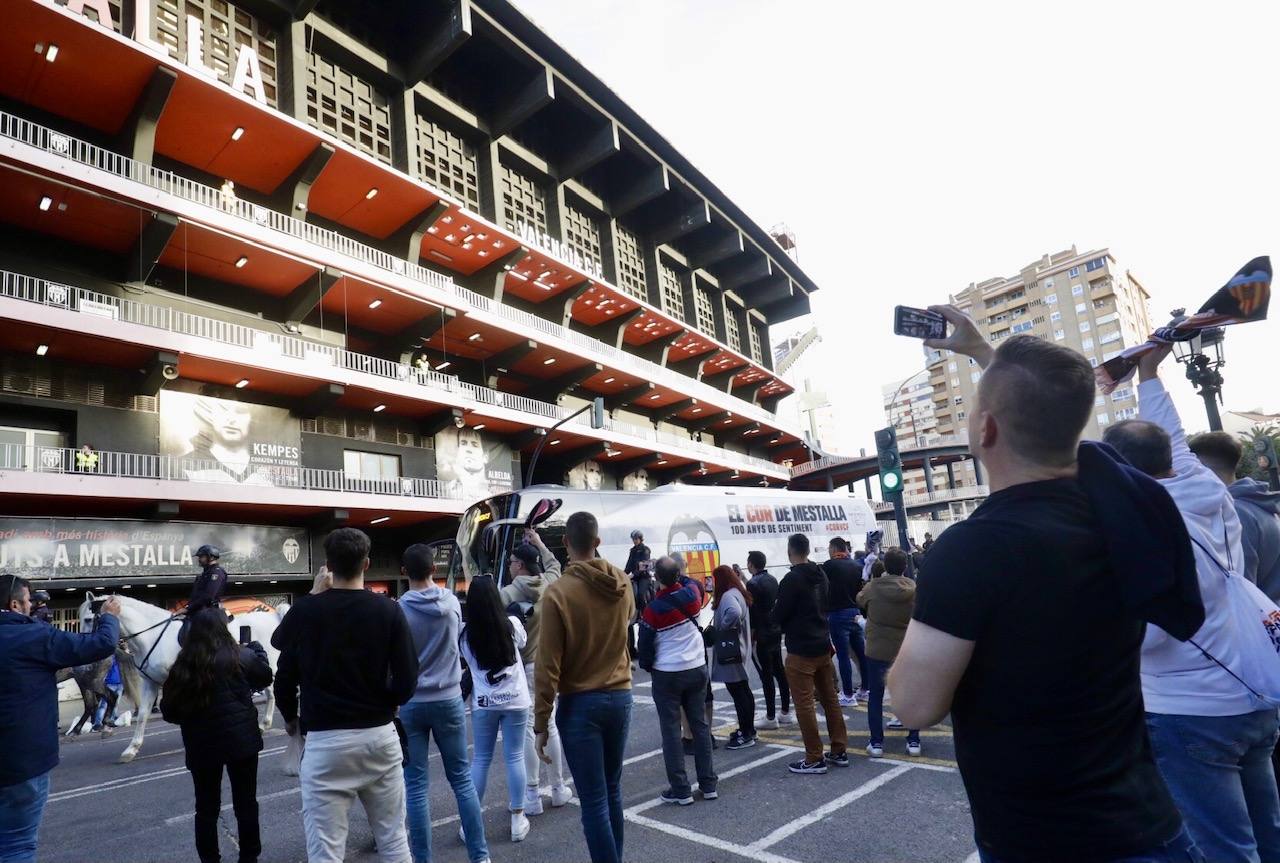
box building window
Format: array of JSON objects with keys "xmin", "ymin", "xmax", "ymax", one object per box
[
  {"xmin": 1045, "ymin": 293, "xmax": 1058, "ymax": 305},
  {"xmin": 1043, "ymin": 280, "xmax": 1054, "ymax": 289},
  {"xmin": 693, "ymin": 285, "xmax": 716, "ymax": 337},
  {"xmin": 413, "ymin": 114, "xmax": 479, "ymax": 211},
  {"xmin": 724, "ymin": 304, "xmax": 743, "ymax": 352},
  {"xmin": 748, "ymin": 323, "xmax": 763, "ymax": 363},
  {"xmin": 343, "ymin": 449, "xmax": 401, "ymax": 481},
  {"xmin": 1115, "ymin": 406, "xmax": 1139, "ymax": 420},
  {"xmin": 1079, "ymin": 321, "xmax": 1091, "ymax": 332},
  {"xmin": 1069, "ymin": 266, "xmax": 1080, "ymax": 277},
  {"xmin": 950, "ymin": 377, "xmax": 960, "ymax": 387},
  {"xmin": 1053, "ymin": 329, "xmax": 1065, "ymax": 340},
  {"xmin": 1075, "ymin": 302, "xmax": 1087, "ymax": 314},
  {"xmin": 658, "ymin": 260, "xmax": 686, "ymax": 322},
  {"xmin": 1096, "ymin": 412, "xmax": 1110, "ymax": 425},
  {"xmin": 154, "ymin": 0, "xmax": 279, "ymax": 107},
  {"xmin": 1011, "ymin": 321, "xmax": 1033, "ymax": 334},
  {"xmin": 562, "ymin": 201, "xmax": 604, "ymax": 276},
  {"xmin": 1088, "ymin": 356, "xmax": 1099, "ymax": 367},
  {"xmin": 1112, "ymin": 387, "xmax": 1133, "ymax": 401},
  {"xmin": 954, "ymin": 396, "xmax": 964, "ymax": 405},
  {"xmin": 499, "ymin": 162, "xmax": 547, "ymax": 235},
  {"xmin": 1086, "ymin": 257, "xmax": 1107, "ymax": 272},
  {"xmin": 957, "ymin": 411, "xmax": 967, "ymax": 420},
  {"xmin": 1081, "ymin": 337, "xmax": 1094, "ymax": 350},
  {"xmin": 0, "ymin": 425, "xmax": 70, "ymax": 472},
  {"xmin": 948, "ymin": 361, "xmax": 957, "ymax": 372},
  {"xmin": 614, "ymin": 224, "xmax": 648, "ymax": 300},
  {"xmin": 970, "ymin": 371, "xmax": 981, "ymax": 383},
  {"xmin": 1050, "ymin": 311, "xmax": 1062, "ymax": 322},
  {"xmin": 1100, "ymin": 330, "xmax": 1122, "ymax": 345},
  {"xmin": 1072, "ymin": 284, "xmax": 1084, "ymax": 296},
  {"xmin": 1095, "ymin": 395, "xmax": 1106, "ymax": 406},
  {"xmin": 305, "ymin": 51, "xmax": 392, "ymax": 163},
  {"xmin": 968, "ymin": 357, "xmax": 977, "ymax": 366}
]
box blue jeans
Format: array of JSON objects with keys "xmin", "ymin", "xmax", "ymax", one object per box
[
  {"xmin": 1147, "ymin": 709, "xmax": 1280, "ymax": 863},
  {"xmin": 557, "ymin": 690, "xmax": 633, "ymax": 863},
  {"xmin": 866, "ymin": 657, "xmax": 918, "ymax": 747},
  {"xmin": 977, "ymin": 825, "xmax": 1204, "ymax": 862},
  {"xmin": 401, "ymin": 698, "xmax": 488, "ymax": 863},
  {"xmin": 828, "ymin": 609, "xmax": 868, "ymax": 697},
  {"xmin": 0, "ymin": 772, "xmax": 50, "ymax": 863},
  {"xmin": 470, "ymin": 708, "xmax": 528, "ymax": 812}
]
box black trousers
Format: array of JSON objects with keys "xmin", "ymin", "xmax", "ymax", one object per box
[
  {"xmin": 752, "ymin": 639, "xmax": 790, "ymax": 718},
  {"xmin": 724, "ymin": 679, "xmax": 756, "ymax": 736},
  {"xmin": 190, "ymin": 754, "xmax": 261, "ymax": 863}
]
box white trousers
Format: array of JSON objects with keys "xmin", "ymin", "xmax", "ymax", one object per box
[
  {"xmin": 299, "ymin": 722, "xmax": 410, "ymax": 863},
  {"xmin": 523, "ymin": 662, "xmax": 568, "ymax": 789}
]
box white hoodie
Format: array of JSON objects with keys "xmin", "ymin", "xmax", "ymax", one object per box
[{"xmin": 1138, "ymin": 378, "xmax": 1253, "ymax": 716}]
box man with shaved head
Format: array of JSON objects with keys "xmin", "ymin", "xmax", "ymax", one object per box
[{"xmin": 888, "ymin": 307, "xmax": 1196, "ymax": 862}]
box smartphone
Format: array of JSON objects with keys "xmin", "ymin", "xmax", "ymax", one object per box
[
  {"xmin": 239, "ymin": 625, "xmax": 252, "ymax": 645},
  {"xmin": 894, "ymin": 305, "xmax": 947, "ymax": 340}
]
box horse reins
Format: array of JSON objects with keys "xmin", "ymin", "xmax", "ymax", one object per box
[{"xmin": 119, "ymin": 613, "xmax": 184, "ymax": 687}]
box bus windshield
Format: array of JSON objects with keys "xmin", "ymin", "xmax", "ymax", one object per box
[{"xmin": 458, "ymin": 492, "xmax": 517, "ymax": 585}]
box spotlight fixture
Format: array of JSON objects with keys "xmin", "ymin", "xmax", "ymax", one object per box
[
  {"xmin": 365, "ymin": 188, "xmax": 379, "ymax": 200},
  {"xmin": 543, "ymin": 357, "xmax": 557, "ymax": 365},
  {"xmin": 468, "ymin": 333, "xmax": 482, "ymax": 342},
  {"xmin": 549, "ymin": 439, "xmax": 560, "ymax": 446},
  {"xmin": 38, "ymin": 196, "xmax": 52, "ymax": 211},
  {"xmin": 235, "ymin": 379, "xmax": 249, "ymax": 388},
  {"xmin": 235, "ymin": 256, "xmax": 248, "ymax": 268},
  {"xmin": 36, "ymin": 344, "xmax": 49, "ymax": 356},
  {"xmin": 603, "ymin": 377, "xmax": 616, "ymax": 384},
  {"xmin": 370, "ymin": 516, "xmax": 391, "ymax": 525},
  {"xmin": 45, "ymin": 44, "xmax": 59, "ymax": 62},
  {"xmin": 435, "ymin": 361, "xmax": 452, "ymax": 371},
  {"xmin": 473, "ymin": 424, "xmax": 486, "ymax": 430},
  {"xmin": 368, "ymin": 299, "xmax": 382, "ymax": 309},
  {"xmin": 231, "ymin": 127, "xmax": 245, "ymax": 141},
  {"xmin": 373, "ymin": 404, "xmax": 386, "ymax": 413},
  {"xmin": 656, "ymin": 459, "xmax": 668, "ymax": 465}
]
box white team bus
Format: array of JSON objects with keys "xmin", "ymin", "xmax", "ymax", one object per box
[{"xmin": 435, "ymin": 484, "xmax": 879, "ymax": 591}]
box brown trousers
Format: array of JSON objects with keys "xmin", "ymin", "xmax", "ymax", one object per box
[{"xmin": 784, "ymin": 653, "xmax": 848, "ymax": 763}]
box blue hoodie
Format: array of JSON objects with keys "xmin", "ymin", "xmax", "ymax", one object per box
[
  {"xmin": 398, "ymin": 585, "xmax": 463, "ymax": 703},
  {"xmin": 1231, "ymin": 477, "xmax": 1280, "ymax": 603}
]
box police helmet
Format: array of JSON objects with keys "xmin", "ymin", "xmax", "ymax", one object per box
[{"xmin": 195, "ymin": 544, "xmax": 221, "ymax": 559}]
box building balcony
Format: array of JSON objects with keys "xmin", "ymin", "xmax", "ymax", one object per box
[
  {"xmin": 0, "ymin": 442, "xmax": 466, "ymax": 526},
  {"xmin": 0, "ymin": 108, "xmax": 804, "ymax": 451},
  {"xmin": 0, "ymin": 268, "xmax": 789, "ymax": 481}
]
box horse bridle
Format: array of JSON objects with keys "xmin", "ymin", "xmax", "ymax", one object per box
[{"xmin": 118, "ymin": 613, "xmax": 184, "ymax": 687}]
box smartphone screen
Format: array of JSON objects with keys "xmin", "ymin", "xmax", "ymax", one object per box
[
  {"xmin": 239, "ymin": 625, "xmax": 252, "ymax": 645},
  {"xmin": 894, "ymin": 305, "xmax": 947, "ymax": 340}
]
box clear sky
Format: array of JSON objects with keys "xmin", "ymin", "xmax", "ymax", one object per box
[{"xmin": 511, "ymin": 0, "xmax": 1278, "ymax": 455}]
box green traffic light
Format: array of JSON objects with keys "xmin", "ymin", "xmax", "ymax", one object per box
[{"xmin": 883, "ymin": 473, "xmax": 900, "ymax": 490}]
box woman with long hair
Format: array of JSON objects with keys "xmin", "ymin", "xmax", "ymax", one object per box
[
  {"xmin": 160, "ymin": 607, "xmax": 272, "ymax": 863},
  {"xmin": 460, "ymin": 576, "xmax": 532, "ymax": 843},
  {"xmin": 710, "ymin": 564, "xmax": 755, "ymax": 750}
]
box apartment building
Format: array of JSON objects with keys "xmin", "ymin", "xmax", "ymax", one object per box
[{"xmin": 927, "ymin": 245, "xmax": 1154, "ymax": 444}]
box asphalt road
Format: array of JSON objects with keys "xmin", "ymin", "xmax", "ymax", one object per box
[{"xmin": 45, "ymin": 668, "xmax": 976, "ymax": 863}]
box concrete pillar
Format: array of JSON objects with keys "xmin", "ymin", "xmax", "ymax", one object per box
[
  {"xmin": 972, "ymin": 457, "xmax": 984, "ymax": 486},
  {"xmin": 945, "ymin": 462, "xmax": 956, "ymax": 489},
  {"xmin": 863, "ymin": 476, "xmax": 873, "ymax": 498},
  {"xmin": 922, "ymin": 456, "xmax": 934, "ymax": 494}
]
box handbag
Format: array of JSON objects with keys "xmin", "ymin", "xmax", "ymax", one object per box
[
  {"xmin": 715, "ymin": 621, "xmax": 743, "ymax": 666},
  {"xmin": 1187, "ymin": 531, "xmax": 1280, "ymax": 709}
]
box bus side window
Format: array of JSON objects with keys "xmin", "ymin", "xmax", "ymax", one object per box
[{"xmin": 538, "ymin": 521, "xmax": 568, "ymax": 570}]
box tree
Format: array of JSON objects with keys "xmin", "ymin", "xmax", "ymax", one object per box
[{"xmin": 1237, "ymin": 424, "xmax": 1280, "ymax": 482}]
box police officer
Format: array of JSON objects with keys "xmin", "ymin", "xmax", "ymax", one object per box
[
  {"xmin": 29, "ymin": 589, "xmax": 53, "ymax": 624},
  {"xmin": 624, "ymin": 530, "xmax": 653, "ymax": 663},
  {"xmin": 179, "ymin": 545, "xmax": 228, "ymax": 645}
]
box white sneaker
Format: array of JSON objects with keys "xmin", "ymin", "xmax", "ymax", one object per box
[
  {"xmin": 524, "ymin": 785, "xmax": 544, "ymax": 816},
  {"xmin": 757, "ymin": 716, "xmax": 779, "ymax": 730},
  {"xmin": 867, "ymin": 742, "xmax": 884, "ymax": 758},
  {"xmin": 838, "ymin": 693, "xmax": 858, "ymax": 708},
  {"xmin": 778, "ymin": 711, "xmax": 794, "ymax": 726},
  {"xmin": 511, "ymin": 812, "xmax": 530, "ymax": 843},
  {"xmin": 550, "ymin": 784, "xmax": 573, "ymax": 807},
  {"xmin": 886, "ymin": 717, "xmax": 904, "ymax": 729},
  {"xmin": 458, "ymin": 826, "xmax": 466, "ymax": 844},
  {"xmin": 907, "ymin": 741, "xmax": 922, "ymax": 757}
]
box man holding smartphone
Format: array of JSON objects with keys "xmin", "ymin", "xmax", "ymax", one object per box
[{"xmin": 888, "ymin": 307, "xmax": 1200, "ymax": 862}]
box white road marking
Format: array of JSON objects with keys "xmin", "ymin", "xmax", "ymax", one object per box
[
  {"xmin": 746, "ymin": 763, "xmax": 913, "ymax": 851},
  {"xmin": 48, "ymin": 746, "xmax": 286, "ymax": 803},
  {"xmin": 963, "ymin": 853, "xmax": 981, "ymax": 863},
  {"xmin": 625, "ymin": 744, "xmax": 799, "ymax": 817},
  {"xmin": 164, "ymin": 786, "xmax": 302, "ymax": 825}
]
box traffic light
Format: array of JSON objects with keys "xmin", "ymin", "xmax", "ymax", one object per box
[{"xmin": 874, "ymin": 426, "xmax": 904, "ymax": 498}]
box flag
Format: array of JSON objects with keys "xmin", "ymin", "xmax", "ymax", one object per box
[{"xmin": 1096, "ymin": 256, "xmax": 1270, "ymax": 393}]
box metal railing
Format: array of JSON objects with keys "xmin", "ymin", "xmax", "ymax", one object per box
[
  {"xmin": 790, "ymin": 434, "xmax": 971, "ymax": 479},
  {"xmin": 0, "ymin": 443, "xmax": 459, "ymax": 500},
  {"xmin": 903, "ymin": 485, "xmax": 990, "ymax": 506},
  {"xmin": 0, "ymin": 109, "xmax": 796, "ymax": 436},
  {"xmin": 0, "ymin": 268, "xmax": 787, "ymax": 477}
]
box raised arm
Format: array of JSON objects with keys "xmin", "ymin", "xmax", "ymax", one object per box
[
  {"xmin": 1136, "ymin": 343, "xmax": 1203, "ymax": 480},
  {"xmin": 45, "ymin": 611, "xmax": 119, "ymax": 669}
]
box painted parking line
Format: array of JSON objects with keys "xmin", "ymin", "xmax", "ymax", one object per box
[
  {"xmin": 47, "ymin": 746, "xmax": 287, "ymax": 803},
  {"xmin": 754, "ymin": 731, "xmax": 958, "ymax": 771},
  {"xmin": 746, "ymin": 763, "xmax": 913, "ymax": 852}
]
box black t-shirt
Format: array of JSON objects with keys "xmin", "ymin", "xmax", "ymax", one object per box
[
  {"xmin": 820, "ymin": 556, "xmax": 862, "ymax": 611},
  {"xmin": 271, "ymin": 589, "xmax": 418, "ymax": 733},
  {"xmin": 913, "ymin": 479, "xmax": 1181, "ymax": 862}
]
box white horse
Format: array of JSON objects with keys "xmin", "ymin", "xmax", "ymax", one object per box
[{"xmin": 80, "ymin": 594, "xmax": 289, "ymax": 764}]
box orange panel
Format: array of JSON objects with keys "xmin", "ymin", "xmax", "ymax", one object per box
[
  {"xmin": 160, "ymin": 223, "xmax": 317, "ymax": 295},
  {"xmin": 306, "ymin": 149, "xmax": 439, "ymax": 240},
  {"xmin": 0, "ymin": 164, "xmax": 142, "ymax": 253}
]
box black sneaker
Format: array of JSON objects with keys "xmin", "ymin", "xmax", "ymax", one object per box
[
  {"xmin": 788, "ymin": 758, "xmax": 828, "ymax": 775},
  {"xmin": 824, "ymin": 751, "xmax": 850, "ymax": 767},
  {"xmin": 726, "ymin": 731, "xmax": 757, "ymax": 751},
  {"xmin": 660, "ymin": 789, "xmax": 694, "ymax": 806}
]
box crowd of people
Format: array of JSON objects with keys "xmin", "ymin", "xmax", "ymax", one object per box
[{"xmin": 3, "ymin": 301, "xmax": 1280, "ymax": 863}]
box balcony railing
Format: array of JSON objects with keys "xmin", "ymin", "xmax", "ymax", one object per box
[
  {"xmin": 0, "ymin": 269, "xmax": 786, "ymax": 477},
  {"xmin": 0, "ymin": 109, "xmax": 792, "ymax": 436},
  {"xmin": 903, "ymin": 485, "xmax": 990, "ymax": 506},
  {"xmin": 0, "ymin": 443, "xmax": 461, "ymax": 501},
  {"xmin": 790, "ymin": 434, "xmax": 971, "ymax": 479}
]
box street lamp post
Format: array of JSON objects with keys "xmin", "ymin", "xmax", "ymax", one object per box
[{"xmin": 1169, "ymin": 308, "xmax": 1226, "ymax": 432}]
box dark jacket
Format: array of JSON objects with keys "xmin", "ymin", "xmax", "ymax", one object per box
[
  {"xmin": 770, "ymin": 562, "xmax": 831, "ymax": 658},
  {"xmin": 746, "ymin": 570, "xmax": 782, "ymax": 646},
  {"xmin": 0, "ymin": 611, "xmax": 119, "ymax": 786},
  {"xmin": 821, "ymin": 555, "xmax": 863, "ymax": 611},
  {"xmin": 624, "ymin": 543, "xmax": 652, "ymax": 579},
  {"xmin": 188, "ymin": 564, "xmax": 228, "ymax": 615},
  {"xmin": 161, "ymin": 642, "xmax": 273, "ymax": 770},
  {"xmin": 1231, "ymin": 477, "xmax": 1280, "ymax": 602}
]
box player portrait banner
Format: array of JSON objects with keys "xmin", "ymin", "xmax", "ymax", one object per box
[
  {"xmin": 1097, "ymin": 256, "xmax": 1271, "ymax": 393},
  {"xmin": 159, "ymin": 391, "xmax": 302, "ymax": 486},
  {"xmin": 435, "ymin": 427, "xmax": 516, "ymax": 501},
  {"xmin": 0, "ymin": 518, "xmax": 311, "ymax": 580}
]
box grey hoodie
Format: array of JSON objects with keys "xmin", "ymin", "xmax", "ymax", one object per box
[
  {"xmin": 501, "ymin": 543, "xmax": 561, "ymax": 664},
  {"xmin": 399, "ymin": 585, "xmax": 463, "ymax": 703},
  {"xmin": 1231, "ymin": 477, "xmax": 1280, "ymax": 602}
]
